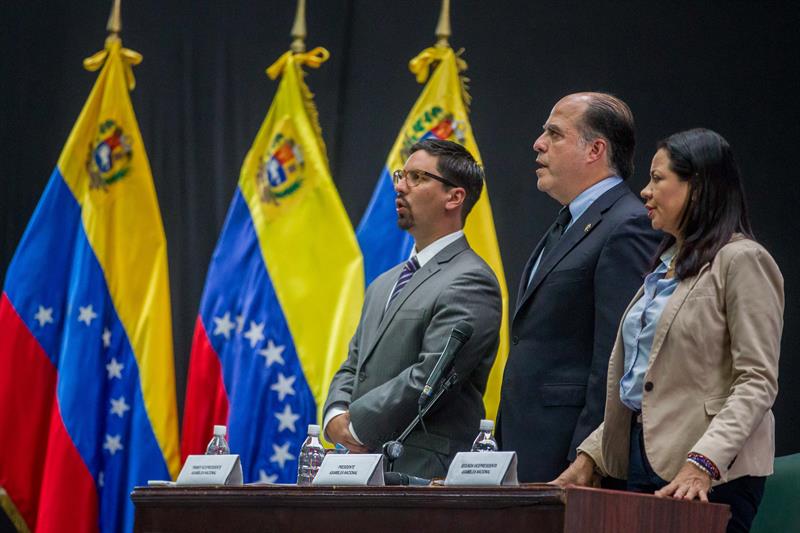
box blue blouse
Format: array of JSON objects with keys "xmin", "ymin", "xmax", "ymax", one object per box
[{"xmin": 619, "ymin": 246, "xmax": 678, "ymax": 411}]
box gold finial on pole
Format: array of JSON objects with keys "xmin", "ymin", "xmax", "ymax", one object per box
[
  {"xmin": 435, "ymin": 0, "xmax": 451, "ymax": 48},
  {"xmin": 106, "ymin": 0, "xmax": 122, "ymax": 36},
  {"xmin": 290, "ymin": 0, "xmax": 307, "ymax": 53}
]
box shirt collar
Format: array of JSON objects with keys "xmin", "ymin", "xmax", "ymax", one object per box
[
  {"xmin": 413, "ymin": 230, "xmax": 464, "ymax": 267},
  {"xmin": 655, "ymin": 245, "xmax": 677, "ymax": 273},
  {"xmin": 566, "ymin": 176, "xmax": 623, "ymax": 227}
]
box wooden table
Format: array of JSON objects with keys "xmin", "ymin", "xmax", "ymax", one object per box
[{"xmin": 131, "ymin": 484, "xmax": 730, "ymax": 533}]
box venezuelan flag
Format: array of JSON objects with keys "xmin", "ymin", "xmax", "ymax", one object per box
[
  {"xmin": 0, "ymin": 37, "xmax": 179, "ymax": 532},
  {"xmin": 180, "ymin": 48, "xmax": 363, "ymax": 483},
  {"xmin": 356, "ymin": 45, "xmax": 509, "ymax": 421}
]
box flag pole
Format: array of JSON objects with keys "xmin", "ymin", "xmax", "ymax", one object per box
[
  {"xmin": 290, "ymin": 0, "xmax": 307, "ymax": 53},
  {"xmin": 107, "ymin": 0, "xmax": 122, "ymax": 38},
  {"xmin": 435, "ymin": 0, "xmax": 451, "ymax": 48}
]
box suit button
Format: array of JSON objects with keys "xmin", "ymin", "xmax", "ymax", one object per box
[
  {"xmin": 644, "ymin": 381, "xmax": 654, "ymax": 392},
  {"xmin": 358, "ymin": 372, "xmax": 367, "ymax": 382},
  {"xmin": 512, "ymin": 336, "xmax": 519, "ymax": 345}
]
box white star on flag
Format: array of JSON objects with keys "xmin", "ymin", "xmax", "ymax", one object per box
[
  {"xmin": 258, "ymin": 469, "xmax": 278, "ymax": 483},
  {"xmin": 106, "ymin": 357, "xmax": 124, "ymax": 379},
  {"xmin": 269, "ymin": 442, "xmax": 294, "ymax": 469},
  {"xmin": 236, "ymin": 314, "xmax": 245, "ymax": 334},
  {"xmin": 34, "ymin": 305, "xmax": 54, "ymax": 327},
  {"xmin": 213, "ymin": 312, "xmax": 236, "ymax": 339},
  {"xmin": 78, "ymin": 304, "xmax": 98, "ymax": 326},
  {"xmin": 274, "ymin": 404, "xmax": 300, "ymax": 433},
  {"xmin": 102, "ymin": 327, "xmax": 112, "ymax": 348},
  {"xmin": 243, "ymin": 321, "xmax": 265, "ymax": 348},
  {"xmin": 270, "ymin": 373, "xmax": 296, "ymax": 401},
  {"xmin": 258, "ymin": 340, "xmax": 286, "ymax": 367},
  {"xmin": 110, "ymin": 396, "xmax": 131, "ymax": 418},
  {"xmin": 103, "ymin": 434, "xmax": 123, "ymax": 455}
]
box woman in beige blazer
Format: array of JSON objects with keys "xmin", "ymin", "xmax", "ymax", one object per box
[{"xmin": 553, "ymin": 128, "xmax": 784, "ymax": 533}]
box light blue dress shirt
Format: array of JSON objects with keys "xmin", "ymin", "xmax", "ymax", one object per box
[
  {"xmin": 619, "ymin": 246, "xmax": 678, "ymax": 411},
  {"xmin": 527, "ymin": 176, "xmax": 623, "ymax": 286}
]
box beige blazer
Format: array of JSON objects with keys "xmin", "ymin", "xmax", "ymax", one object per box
[{"xmin": 579, "ymin": 236, "xmax": 784, "ymax": 485}]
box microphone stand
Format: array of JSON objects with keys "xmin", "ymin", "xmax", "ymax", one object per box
[{"xmin": 382, "ymin": 370, "xmax": 459, "ymax": 473}]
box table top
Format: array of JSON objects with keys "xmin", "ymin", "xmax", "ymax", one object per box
[{"xmin": 131, "ymin": 483, "xmax": 566, "ymax": 508}]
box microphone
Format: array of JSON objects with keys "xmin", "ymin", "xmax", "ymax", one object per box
[
  {"xmin": 384, "ymin": 471, "xmax": 431, "ymax": 486},
  {"xmin": 418, "ymin": 320, "xmax": 473, "ymax": 406}
]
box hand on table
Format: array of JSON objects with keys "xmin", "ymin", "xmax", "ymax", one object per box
[
  {"xmin": 550, "ymin": 452, "xmax": 600, "ymax": 488},
  {"xmin": 654, "ymin": 462, "xmax": 712, "ymax": 502}
]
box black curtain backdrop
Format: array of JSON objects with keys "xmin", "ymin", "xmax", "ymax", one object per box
[{"xmin": 2, "ymin": 1, "xmax": 798, "ymax": 455}]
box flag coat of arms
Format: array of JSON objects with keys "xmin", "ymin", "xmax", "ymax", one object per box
[
  {"xmin": 180, "ymin": 47, "xmax": 364, "ymax": 483},
  {"xmin": 356, "ymin": 46, "xmax": 510, "ymax": 420},
  {"xmin": 0, "ymin": 37, "xmax": 180, "ymax": 532}
]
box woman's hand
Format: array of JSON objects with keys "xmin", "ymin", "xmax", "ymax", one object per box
[
  {"xmin": 654, "ymin": 462, "xmax": 712, "ymax": 501},
  {"xmin": 550, "ymin": 452, "xmax": 600, "ymax": 488}
]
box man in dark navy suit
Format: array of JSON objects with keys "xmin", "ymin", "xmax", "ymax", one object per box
[{"xmin": 498, "ymin": 92, "xmax": 661, "ymax": 482}]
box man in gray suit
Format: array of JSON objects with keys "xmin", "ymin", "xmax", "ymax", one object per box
[{"xmin": 323, "ymin": 139, "xmax": 502, "ymax": 478}]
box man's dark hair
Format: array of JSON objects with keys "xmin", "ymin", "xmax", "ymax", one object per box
[
  {"xmin": 652, "ymin": 128, "xmax": 753, "ymax": 279},
  {"xmin": 408, "ymin": 139, "xmax": 484, "ymax": 222},
  {"xmin": 577, "ymin": 93, "xmax": 636, "ymax": 180}
]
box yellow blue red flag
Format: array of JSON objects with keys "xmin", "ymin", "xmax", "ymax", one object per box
[
  {"xmin": 180, "ymin": 47, "xmax": 364, "ymax": 482},
  {"xmin": 0, "ymin": 36, "xmax": 180, "ymax": 532},
  {"xmin": 356, "ymin": 46, "xmax": 509, "ymax": 420}
]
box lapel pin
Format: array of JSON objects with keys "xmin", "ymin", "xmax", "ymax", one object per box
[{"xmin": 584, "ymin": 223, "xmax": 592, "ymax": 233}]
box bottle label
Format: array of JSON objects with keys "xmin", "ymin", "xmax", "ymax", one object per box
[
  {"xmin": 176, "ymin": 454, "xmax": 243, "ymax": 486},
  {"xmin": 444, "ymin": 451, "xmax": 519, "ymax": 486},
  {"xmin": 312, "ymin": 454, "xmax": 385, "ymax": 486}
]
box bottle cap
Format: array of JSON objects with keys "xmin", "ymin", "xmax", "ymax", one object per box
[
  {"xmin": 307, "ymin": 424, "xmax": 321, "ymax": 436},
  {"xmin": 479, "ymin": 419, "xmax": 494, "ymax": 431},
  {"xmin": 213, "ymin": 425, "xmax": 227, "ymax": 436}
]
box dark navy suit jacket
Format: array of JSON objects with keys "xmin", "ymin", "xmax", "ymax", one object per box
[{"xmin": 498, "ymin": 181, "xmax": 661, "ymax": 482}]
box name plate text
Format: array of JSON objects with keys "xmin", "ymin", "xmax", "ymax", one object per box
[
  {"xmin": 176, "ymin": 454, "xmax": 243, "ymax": 486},
  {"xmin": 312, "ymin": 454, "xmax": 384, "ymax": 486},
  {"xmin": 444, "ymin": 451, "xmax": 518, "ymax": 486}
]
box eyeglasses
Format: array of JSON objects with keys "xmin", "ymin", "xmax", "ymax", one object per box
[{"xmin": 392, "ymin": 169, "xmax": 458, "ymax": 189}]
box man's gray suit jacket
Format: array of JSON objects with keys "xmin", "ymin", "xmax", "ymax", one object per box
[{"xmin": 324, "ymin": 236, "xmax": 502, "ymax": 478}]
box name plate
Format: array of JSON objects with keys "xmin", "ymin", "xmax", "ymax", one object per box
[
  {"xmin": 176, "ymin": 454, "xmax": 243, "ymax": 486},
  {"xmin": 444, "ymin": 451, "xmax": 518, "ymax": 486},
  {"xmin": 312, "ymin": 454, "xmax": 384, "ymax": 486}
]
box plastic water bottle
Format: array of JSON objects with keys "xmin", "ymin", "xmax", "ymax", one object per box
[
  {"xmin": 205, "ymin": 425, "xmax": 230, "ymax": 455},
  {"xmin": 297, "ymin": 424, "xmax": 326, "ymax": 485},
  {"xmin": 471, "ymin": 419, "xmax": 498, "ymax": 452}
]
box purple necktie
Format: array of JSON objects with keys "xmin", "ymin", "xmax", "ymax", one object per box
[{"xmin": 387, "ymin": 256, "xmax": 420, "ymax": 306}]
